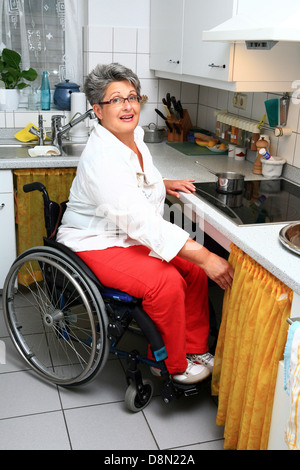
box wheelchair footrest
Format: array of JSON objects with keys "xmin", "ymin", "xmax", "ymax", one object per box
[{"xmin": 161, "ymin": 376, "xmax": 211, "ymax": 403}]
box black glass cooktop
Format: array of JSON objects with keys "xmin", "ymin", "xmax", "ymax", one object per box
[{"xmin": 194, "ymin": 178, "xmax": 300, "ymax": 226}]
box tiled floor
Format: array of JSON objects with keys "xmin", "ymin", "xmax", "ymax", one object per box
[{"xmin": 0, "ymin": 294, "xmax": 224, "ymax": 451}]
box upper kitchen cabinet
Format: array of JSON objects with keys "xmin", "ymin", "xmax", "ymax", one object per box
[
  {"xmin": 150, "ymin": 0, "xmax": 300, "ymax": 92},
  {"xmin": 150, "ymin": 0, "xmax": 184, "ymax": 74},
  {"xmin": 182, "ymin": 0, "xmax": 235, "ymax": 82}
]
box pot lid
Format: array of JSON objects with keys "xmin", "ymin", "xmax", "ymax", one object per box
[
  {"xmin": 142, "ymin": 122, "xmax": 164, "ymax": 132},
  {"xmin": 55, "ymin": 79, "xmax": 80, "ymax": 89}
]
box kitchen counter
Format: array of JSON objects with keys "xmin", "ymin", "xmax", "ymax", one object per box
[
  {"xmin": 147, "ymin": 142, "xmax": 300, "ymax": 296},
  {"xmin": 0, "ymin": 139, "xmax": 299, "ymax": 295}
]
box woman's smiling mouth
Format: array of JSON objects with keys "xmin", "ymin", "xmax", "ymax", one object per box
[{"xmin": 120, "ymin": 114, "xmax": 134, "ymax": 121}]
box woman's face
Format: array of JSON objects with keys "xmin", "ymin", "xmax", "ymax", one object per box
[{"xmin": 93, "ymin": 80, "xmax": 140, "ymax": 139}]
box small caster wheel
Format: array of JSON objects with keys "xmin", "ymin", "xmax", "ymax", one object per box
[{"xmin": 125, "ymin": 379, "xmax": 153, "ymax": 412}]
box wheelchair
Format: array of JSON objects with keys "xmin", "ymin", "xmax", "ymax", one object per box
[{"xmin": 3, "ymin": 182, "xmax": 215, "ymax": 412}]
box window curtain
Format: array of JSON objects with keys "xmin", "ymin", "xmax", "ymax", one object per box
[
  {"xmin": 0, "ymin": 0, "xmax": 83, "ymax": 93},
  {"xmin": 212, "ymin": 244, "xmax": 293, "ymax": 450},
  {"xmin": 13, "ymin": 168, "xmax": 76, "ymax": 284}
]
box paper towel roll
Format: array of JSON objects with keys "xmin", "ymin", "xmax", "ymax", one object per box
[{"xmin": 70, "ymin": 92, "xmax": 89, "ymax": 142}]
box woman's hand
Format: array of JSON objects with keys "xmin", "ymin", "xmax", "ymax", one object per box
[
  {"xmin": 200, "ymin": 251, "xmax": 234, "ymax": 290},
  {"xmin": 178, "ymin": 239, "xmax": 234, "ymax": 290},
  {"xmin": 164, "ymin": 179, "xmax": 196, "ymax": 199}
]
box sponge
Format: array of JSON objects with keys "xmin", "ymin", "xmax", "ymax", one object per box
[{"xmin": 264, "ymin": 99, "xmax": 279, "ymax": 128}]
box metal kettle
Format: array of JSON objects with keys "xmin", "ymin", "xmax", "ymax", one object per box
[{"xmin": 53, "ymin": 79, "xmax": 80, "ymax": 110}]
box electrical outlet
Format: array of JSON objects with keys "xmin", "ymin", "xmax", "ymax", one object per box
[{"xmin": 233, "ymin": 93, "xmax": 248, "ymax": 110}]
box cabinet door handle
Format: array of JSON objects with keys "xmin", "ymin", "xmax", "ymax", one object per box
[
  {"xmin": 208, "ymin": 63, "xmax": 226, "ymax": 69},
  {"xmin": 169, "ymin": 59, "xmax": 180, "ymax": 64},
  {"xmin": 0, "ymin": 203, "xmax": 5, "ymax": 209}
]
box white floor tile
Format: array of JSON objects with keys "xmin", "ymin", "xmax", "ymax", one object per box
[
  {"xmin": 143, "ymin": 388, "xmax": 224, "ymax": 450},
  {"xmin": 65, "ymin": 402, "xmax": 158, "ymax": 450},
  {"xmin": 0, "ymin": 294, "xmax": 223, "ymax": 451},
  {"xmin": 0, "ymin": 411, "xmax": 70, "ymax": 450},
  {"xmin": 0, "ymin": 370, "xmax": 61, "ymax": 419},
  {"xmin": 59, "ymin": 358, "xmax": 127, "ymax": 409}
]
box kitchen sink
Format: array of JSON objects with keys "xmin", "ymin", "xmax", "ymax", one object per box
[
  {"xmin": 0, "ymin": 143, "xmax": 33, "ymax": 148},
  {"xmin": 0, "ymin": 141, "xmax": 86, "ymax": 158},
  {"xmin": 0, "ymin": 145, "xmax": 34, "ymax": 158},
  {"xmin": 61, "ymin": 142, "xmax": 85, "ymax": 156}
]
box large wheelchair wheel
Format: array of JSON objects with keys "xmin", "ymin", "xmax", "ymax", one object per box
[{"xmin": 3, "ymin": 246, "xmax": 109, "ymax": 386}]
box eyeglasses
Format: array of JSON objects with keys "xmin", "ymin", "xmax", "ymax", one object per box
[{"xmin": 99, "ymin": 94, "xmax": 141, "ymax": 107}]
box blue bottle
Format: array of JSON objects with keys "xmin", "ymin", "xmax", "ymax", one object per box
[{"xmin": 41, "ymin": 71, "xmax": 50, "ymax": 110}]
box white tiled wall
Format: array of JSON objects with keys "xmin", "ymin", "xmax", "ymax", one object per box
[
  {"xmin": 83, "ymin": 25, "xmax": 199, "ymax": 130},
  {"xmin": 83, "ymin": 25, "xmax": 300, "ymax": 169},
  {"xmin": 1, "ymin": 25, "xmax": 300, "ymax": 170}
]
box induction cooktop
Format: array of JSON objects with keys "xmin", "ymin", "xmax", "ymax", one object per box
[{"xmin": 194, "ymin": 178, "xmax": 300, "ymax": 226}]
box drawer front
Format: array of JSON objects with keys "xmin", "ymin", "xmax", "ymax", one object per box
[{"xmin": 0, "ymin": 170, "xmax": 13, "ymax": 193}]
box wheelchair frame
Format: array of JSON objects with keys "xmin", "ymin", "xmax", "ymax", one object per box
[{"xmin": 3, "ymin": 182, "xmax": 211, "ymax": 412}]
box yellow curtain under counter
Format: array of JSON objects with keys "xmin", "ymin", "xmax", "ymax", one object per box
[
  {"xmin": 212, "ymin": 244, "xmax": 293, "ymax": 450},
  {"xmin": 13, "ymin": 168, "xmax": 76, "ymax": 255}
]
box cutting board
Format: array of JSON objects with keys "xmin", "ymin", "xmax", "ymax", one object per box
[{"xmin": 166, "ymin": 142, "xmax": 227, "ymax": 156}]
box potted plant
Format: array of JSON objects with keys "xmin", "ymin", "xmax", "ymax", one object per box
[{"xmin": 0, "ymin": 48, "xmax": 38, "ymax": 110}]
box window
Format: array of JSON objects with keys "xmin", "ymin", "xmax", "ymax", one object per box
[{"xmin": 0, "ymin": 0, "xmax": 84, "ymax": 93}]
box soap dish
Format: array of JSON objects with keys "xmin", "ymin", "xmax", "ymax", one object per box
[{"xmin": 28, "ymin": 146, "xmax": 60, "ymax": 157}]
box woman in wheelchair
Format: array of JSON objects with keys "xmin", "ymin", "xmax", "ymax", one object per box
[{"xmin": 56, "ymin": 63, "xmax": 234, "ymax": 385}]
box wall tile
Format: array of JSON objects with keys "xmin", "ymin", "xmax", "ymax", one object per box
[
  {"xmin": 252, "ymin": 92, "xmax": 268, "ymax": 122},
  {"xmin": 137, "ymin": 28, "xmax": 150, "ymax": 54},
  {"xmin": 0, "ymin": 113, "xmax": 5, "ymax": 127},
  {"xmin": 85, "ymin": 52, "xmax": 113, "ymax": 74},
  {"xmin": 137, "ymin": 54, "xmax": 155, "ymax": 79},
  {"xmin": 84, "ymin": 26, "xmax": 113, "ymax": 52},
  {"xmin": 181, "ymin": 82, "xmax": 199, "ymax": 104},
  {"xmin": 139, "ymin": 78, "xmax": 159, "ymax": 103},
  {"xmin": 113, "ymin": 53, "xmax": 137, "ymax": 72},
  {"xmin": 217, "ymin": 89, "xmax": 229, "ymax": 111},
  {"xmin": 158, "ymin": 79, "xmax": 181, "ymax": 103},
  {"xmin": 113, "ymin": 27, "xmax": 137, "ymax": 53},
  {"xmin": 139, "ymin": 103, "xmax": 158, "ymax": 127},
  {"xmin": 5, "ymin": 113, "xmax": 14, "ymax": 128},
  {"xmin": 197, "ymin": 105, "xmax": 207, "ymax": 129},
  {"xmin": 294, "ymin": 135, "xmax": 300, "ymax": 168},
  {"xmin": 278, "ymin": 132, "xmax": 296, "ymax": 166}
]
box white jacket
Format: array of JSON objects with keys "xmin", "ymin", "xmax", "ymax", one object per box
[{"xmin": 57, "ymin": 123, "xmax": 189, "ymax": 262}]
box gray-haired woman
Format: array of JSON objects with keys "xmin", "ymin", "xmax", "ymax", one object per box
[{"xmin": 57, "ymin": 63, "xmax": 234, "ymax": 384}]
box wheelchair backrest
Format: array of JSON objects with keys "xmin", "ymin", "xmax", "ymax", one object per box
[{"xmin": 23, "ymin": 182, "xmax": 67, "ymax": 239}]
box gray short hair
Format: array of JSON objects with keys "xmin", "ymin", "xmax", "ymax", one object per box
[{"xmin": 84, "ymin": 63, "xmax": 141, "ymax": 106}]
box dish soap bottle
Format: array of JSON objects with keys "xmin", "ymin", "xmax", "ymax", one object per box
[{"xmin": 41, "ymin": 71, "xmax": 50, "ymax": 110}]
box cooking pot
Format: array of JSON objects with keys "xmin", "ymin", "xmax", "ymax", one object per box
[
  {"xmin": 143, "ymin": 123, "xmax": 165, "ymax": 143},
  {"xmin": 54, "ymin": 79, "xmax": 80, "ymax": 110},
  {"xmin": 216, "ymin": 191, "xmax": 243, "ymax": 208},
  {"xmin": 215, "ymin": 171, "xmax": 245, "ymax": 194}
]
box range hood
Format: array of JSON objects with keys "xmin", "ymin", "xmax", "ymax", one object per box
[{"xmin": 202, "ymin": 10, "xmax": 300, "ymax": 49}]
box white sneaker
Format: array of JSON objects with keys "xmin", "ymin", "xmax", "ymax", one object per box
[
  {"xmin": 186, "ymin": 352, "xmax": 214, "ymax": 373},
  {"xmin": 172, "ymin": 359, "xmax": 211, "ymax": 384}
]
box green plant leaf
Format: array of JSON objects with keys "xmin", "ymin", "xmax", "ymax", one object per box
[
  {"xmin": 2, "ymin": 48, "xmax": 21, "ymax": 69},
  {"xmin": 0, "ymin": 48, "xmax": 37, "ymax": 89},
  {"xmin": 17, "ymin": 83, "xmax": 29, "ymax": 89},
  {"xmin": 21, "ymin": 68, "xmax": 38, "ymax": 82}
]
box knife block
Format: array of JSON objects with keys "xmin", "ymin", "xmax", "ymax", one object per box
[{"xmin": 167, "ymin": 109, "xmax": 192, "ymax": 142}]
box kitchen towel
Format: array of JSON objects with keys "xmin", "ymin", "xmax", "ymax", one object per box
[
  {"xmin": 69, "ymin": 92, "xmax": 88, "ymax": 142},
  {"xmin": 284, "ymin": 321, "xmax": 300, "ymax": 450},
  {"xmin": 14, "ymin": 123, "xmax": 50, "ymax": 142},
  {"xmin": 14, "ymin": 123, "xmax": 39, "ymax": 142}
]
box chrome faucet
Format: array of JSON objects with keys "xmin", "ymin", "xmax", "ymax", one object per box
[
  {"xmin": 51, "ymin": 109, "xmax": 96, "ymax": 154},
  {"xmin": 29, "ymin": 114, "xmax": 45, "ymax": 146}
]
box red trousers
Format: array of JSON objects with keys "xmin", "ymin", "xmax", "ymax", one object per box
[{"xmin": 77, "ymin": 245, "xmax": 209, "ymax": 374}]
